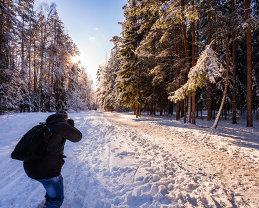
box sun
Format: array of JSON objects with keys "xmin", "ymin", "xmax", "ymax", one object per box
[{"xmin": 71, "ymin": 55, "xmax": 80, "ymax": 64}]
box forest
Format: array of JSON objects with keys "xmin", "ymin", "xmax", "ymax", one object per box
[
  {"xmin": 97, "ymin": 0, "xmax": 259, "ymax": 127},
  {"xmin": 0, "ymin": 0, "xmax": 95, "ymax": 114}
]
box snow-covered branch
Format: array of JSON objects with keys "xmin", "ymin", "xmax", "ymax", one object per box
[{"xmin": 168, "ymin": 42, "xmax": 224, "ymax": 103}]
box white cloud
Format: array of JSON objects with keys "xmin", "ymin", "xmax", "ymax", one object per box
[
  {"xmin": 95, "ymin": 27, "xmax": 99, "ymax": 31},
  {"xmin": 89, "ymin": 37, "xmax": 96, "ymax": 41}
]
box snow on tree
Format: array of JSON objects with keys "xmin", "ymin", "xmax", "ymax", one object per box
[
  {"xmin": 97, "ymin": 36, "xmax": 122, "ymax": 111},
  {"xmin": 168, "ymin": 42, "xmax": 224, "ymax": 103},
  {"xmin": 0, "ymin": 1, "xmax": 95, "ymax": 114}
]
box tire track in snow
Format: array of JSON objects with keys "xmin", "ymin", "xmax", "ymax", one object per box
[
  {"xmin": 102, "ymin": 112, "xmax": 259, "ymax": 208},
  {"xmin": 1, "ymin": 111, "xmax": 258, "ymax": 208},
  {"xmin": 61, "ymin": 112, "xmax": 116, "ymax": 207}
]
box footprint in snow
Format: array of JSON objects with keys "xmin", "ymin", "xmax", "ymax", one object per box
[
  {"xmin": 152, "ymin": 174, "xmax": 160, "ymax": 182},
  {"xmin": 112, "ymin": 167, "xmax": 120, "ymax": 172},
  {"xmin": 69, "ymin": 200, "xmax": 83, "ymax": 208}
]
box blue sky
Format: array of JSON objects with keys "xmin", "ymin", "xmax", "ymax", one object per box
[{"xmin": 35, "ymin": 0, "xmax": 126, "ymax": 88}]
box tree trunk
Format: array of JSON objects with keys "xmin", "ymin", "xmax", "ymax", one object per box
[
  {"xmin": 184, "ymin": 99, "xmax": 187, "ymax": 123},
  {"xmin": 136, "ymin": 66, "xmax": 140, "ymax": 118},
  {"xmin": 232, "ymin": 0, "xmax": 237, "ymax": 124},
  {"xmin": 21, "ymin": 17, "xmax": 25, "ymax": 73},
  {"xmin": 187, "ymin": 95, "xmax": 191, "ymax": 122},
  {"xmin": 181, "ymin": 100, "xmax": 184, "ymax": 118},
  {"xmin": 136, "ymin": 106, "xmax": 139, "ymax": 118},
  {"xmin": 191, "ymin": 0, "xmax": 196, "ymax": 124},
  {"xmin": 212, "ymin": 29, "xmax": 230, "ymax": 129},
  {"xmin": 0, "ymin": 4, "xmax": 6, "ymax": 69},
  {"xmin": 224, "ymin": 104, "xmax": 227, "ymax": 120},
  {"xmin": 169, "ymin": 102, "xmax": 174, "ymax": 116},
  {"xmin": 196, "ymin": 101, "xmax": 199, "ymax": 118},
  {"xmin": 245, "ymin": 0, "xmax": 253, "ymax": 127},
  {"xmin": 28, "ymin": 2, "xmax": 35, "ymax": 91},
  {"xmin": 33, "ymin": 40, "xmax": 37, "ymax": 92},
  {"xmin": 39, "ymin": 26, "xmax": 45, "ymax": 111},
  {"xmin": 28, "ymin": 31, "xmax": 32, "ymax": 91},
  {"xmin": 201, "ymin": 99, "xmax": 203, "ymax": 120},
  {"xmin": 152, "ymin": 86, "xmax": 156, "ymax": 115},
  {"xmin": 176, "ymin": 101, "xmax": 180, "ymax": 120},
  {"xmin": 192, "ymin": 94, "xmax": 196, "ymax": 124},
  {"xmin": 207, "ymin": 0, "xmax": 213, "ymax": 121},
  {"xmin": 175, "ymin": 25, "xmax": 181, "ymax": 121},
  {"xmin": 181, "ymin": 0, "xmax": 191, "ymax": 123},
  {"xmin": 207, "ymin": 82, "xmax": 212, "ymax": 120},
  {"xmin": 139, "ymin": 99, "xmax": 142, "ymax": 116}
]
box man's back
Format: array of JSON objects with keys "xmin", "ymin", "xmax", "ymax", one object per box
[{"xmin": 23, "ymin": 113, "xmax": 82, "ymax": 179}]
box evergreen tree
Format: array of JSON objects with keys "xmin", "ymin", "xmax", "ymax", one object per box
[
  {"xmin": 96, "ymin": 0, "xmax": 259, "ymax": 127},
  {"xmin": 0, "ymin": 1, "xmax": 95, "ymax": 114}
]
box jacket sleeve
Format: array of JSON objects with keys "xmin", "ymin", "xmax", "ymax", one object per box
[{"xmin": 62, "ymin": 123, "xmax": 82, "ymax": 142}]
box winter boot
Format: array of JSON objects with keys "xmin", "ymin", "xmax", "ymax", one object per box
[{"xmin": 37, "ymin": 200, "xmax": 48, "ymax": 208}]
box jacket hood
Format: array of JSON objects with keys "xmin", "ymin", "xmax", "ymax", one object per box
[{"xmin": 46, "ymin": 112, "xmax": 68, "ymax": 125}]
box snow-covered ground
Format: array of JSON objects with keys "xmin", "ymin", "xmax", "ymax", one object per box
[{"xmin": 0, "ymin": 111, "xmax": 259, "ymax": 208}]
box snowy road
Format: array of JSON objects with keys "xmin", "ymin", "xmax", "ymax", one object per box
[{"xmin": 0, "ymin": 111, "xmax": 259, "ymax": 208}]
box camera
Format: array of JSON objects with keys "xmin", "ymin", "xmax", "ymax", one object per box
[{"xmin": 67, "ymin": 119, "xmax": 74, "ymax": 127}]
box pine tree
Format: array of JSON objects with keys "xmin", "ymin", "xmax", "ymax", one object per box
[
  {"xmin": 245, "ymin": 0, "xmax": 253, "ymax": 127},
  {"xmin": 97, "ymin": 36, "xmax": 121, "ymax": 111},
  {"xmin": 97, "ymin": 0, "xmax": 258, "ymax": 127},
  {"xmin": 212, "ymin": 29, "xmax": 230, "ymax": 129},
  {"xmin": 0, "ymin": 0, "xmax": 22, "ymax": 113},
  {"xmin": 0, "ymin": 1, "xmax": 95, "ymax": 113}
]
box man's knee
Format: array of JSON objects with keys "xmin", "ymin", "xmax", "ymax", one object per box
[{"xmin": 57, "ymin": 197, "xmax": 64, "ymax": 206}]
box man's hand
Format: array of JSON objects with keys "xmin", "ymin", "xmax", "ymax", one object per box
[{"xmin": 67, "ymin": 119, "xmax": 74, "ymax": 127}]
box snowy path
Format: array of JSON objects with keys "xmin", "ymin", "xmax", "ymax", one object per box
[{"xmin": 0, "ymin": 111, "xmax": 259, "ymax": 208}]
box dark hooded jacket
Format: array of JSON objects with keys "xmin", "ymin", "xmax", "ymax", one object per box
[{"xmin": 23, "ymin": 113, "xmax": 82, "ymax": 179}]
